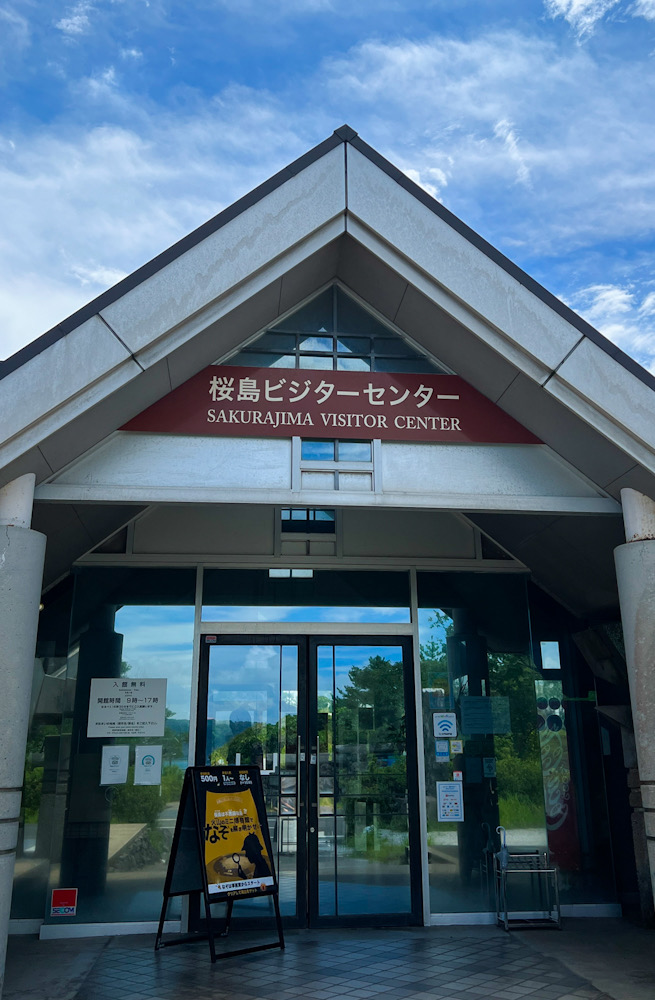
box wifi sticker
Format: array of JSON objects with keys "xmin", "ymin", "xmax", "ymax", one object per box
[{"xmin": 433, "ymin": 712, "xmax": 457, "ymax": 738}]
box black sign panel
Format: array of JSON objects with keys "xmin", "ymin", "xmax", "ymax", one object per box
[{"xmin": 156, "ymin": 766, "xmax": 283, "ymax": 962}]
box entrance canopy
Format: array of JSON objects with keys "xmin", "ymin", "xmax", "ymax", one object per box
[{"xmin": 1, "ymin": 125, "xmax": 654, "ymax": 617}]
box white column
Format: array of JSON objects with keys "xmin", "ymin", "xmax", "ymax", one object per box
[
  {"xmin": 614, "ymin": 488, "xmax": 655, "ymax": 914},
  {"xmin": 0, "ymin": 475, "xmax": 46, "ymax": 999}
]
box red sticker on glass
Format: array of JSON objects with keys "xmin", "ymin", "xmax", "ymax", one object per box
[{"xmin": 51, "ymin": 888, "xmax": 78, "ymax": 916}]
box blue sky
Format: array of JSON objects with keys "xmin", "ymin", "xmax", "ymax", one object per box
[{"xmin": 2, "ymin": 0, "xmax": 655, "ymax": 372}]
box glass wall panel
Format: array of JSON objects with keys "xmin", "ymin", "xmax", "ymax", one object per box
[
  {"xmin": 224, "ymin": 352, "xmax": 296, "ymax": 368},
  {"xmin": 337, "ymin": 357, "xmax": 371, "ymax": 372},
  {"xmin": 529, "ymin": 587, "xmax": 618, "ymax": 905},
  {"xmin": 317, "ymin": 646, "xmax": 337, "ymax": 917},
  {"xmin": 337, "ymin": 441, "xmax": 371, "ymax": 462},
  {"xmin": 299, "ymin": 355, "xmax": 332, "ymax": 370},
  {"xmin": 301, "ymin": 440, "xmax": 335, "ymax": 461},
  {"xmin": 202, "ymin": 569, "xmax": 411, "ymax": 623},
  {"xmin": 299, "ymin": 335, "xmax": 333, "ymax": 352},
  {"xmin": 11, "ymin": 580, "xmax": 75, "ymax": 920},
  {"xmin": 43, "ymin": 568, "xmax": 195, "ymax": 925},
  {"xmin": 204, "ymin": 643, "xmax": 299, "ymax": 917},
  {"xmin": 274, "ymin": 287, "xmax": 334, "ymax": 334},
  {"xmin": 417, "ymin": 572, "xmax": 546, "ymax": 914},
  {"xmin": 374, "ymin": 357, "xmax": 435, "ymax": 373},
  {"xmin": 317, "ymin": 644, "xmax": 412, "ymax": 917},
  {"xmin": 226, "ymin": 285, "xmax": 448, "ymax": 374},
  {"xmin": 202, "ymin": 606, "xmax": 410, "ymax": 624},
  {"xmin": 337, "ymin": 337, "xmax": 370, "ymax": 355}
]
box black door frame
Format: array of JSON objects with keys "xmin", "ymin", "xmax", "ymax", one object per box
[
  {"xmin": 196, "ymin": 632, "xmax": 422, "ymax": 928},
  {"xmin": 196, "ymin": 633, "xmax": 309, "ymax": 928}
]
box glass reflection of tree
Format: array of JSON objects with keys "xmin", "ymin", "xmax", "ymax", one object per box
[
  {"xmin": 489, "ymin": 652, "xmax": 545, "ymax": 830},
  {"xmin": 211, "ymin": 715, "xmax": 298, "ymax": 767},
  {"xmin": 421, "ymin": 610, "xmax": 545, "ymax": 833},
  {"xmin": 334, "ymin": 655, "xmax": 408, "ymax": 854},
  {"xmin": 109, "ymin": 662, "xmax": 188, "ymax": 825}
]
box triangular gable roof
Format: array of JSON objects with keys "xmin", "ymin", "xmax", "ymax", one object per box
[{"xmin": 1, "ymin": 125, "xmax": 655, "ymax": 504}]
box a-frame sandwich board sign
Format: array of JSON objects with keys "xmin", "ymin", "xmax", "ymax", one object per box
[{"xmin": 155, "ymin": 765, "xmax": 284, "ymax": 962}]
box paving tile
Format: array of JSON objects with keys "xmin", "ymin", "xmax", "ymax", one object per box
[{"xmin": 37, "ymin": 929, "xmax": 608, "ymax": 1000}]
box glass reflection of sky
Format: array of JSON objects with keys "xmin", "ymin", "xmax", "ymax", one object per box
[
  {"xmin": 207, "ymin": 645, "xmax": 298, "ymax": 732},
  {"xmin": 209, "ymin": 644, "xmax": 283, "ymax": 687},
  {"xmin": 418, "ymin": 608, "xmax": 452, "ymax": 646},
  {"xmin": 540, "ymin": 640, "xmax": 562, "ymax": 670},
  {"xmin": 329, "ymin": 645, "xmax": 403, "ymax": 670},
  {"xmin": 114, "ymin": 605, "xmax": 194, "ymax": 721},
  {"xmin": 318, "ymin": 644, "xmax": 403, "ymax": 700},
  {"xmin": 202, "ymin": 605, "xmax": 410, "ymax": 623}
]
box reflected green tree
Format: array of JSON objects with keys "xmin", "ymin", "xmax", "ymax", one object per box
[
  {"xmin": 333, "ymin": 655, "xmax": 409, "ymax": 853},
  {"xmin": 421, "ymin": 611, "xmax": 545, "ymax": 831},
  {"xmin": 488, "ymin": 653, "xmax": 544, "ymax": 825},
  {"xmin": 211, "ymin": 715, "xmax": 298, "ymax": 766}
]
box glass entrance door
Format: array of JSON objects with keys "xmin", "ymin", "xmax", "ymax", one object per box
[{"xmin": 197, "ymin": 634, "xmax": 420, "ymax": 926}]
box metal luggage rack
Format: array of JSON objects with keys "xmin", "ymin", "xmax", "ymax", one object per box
[{"xmin": 494, "ymin": 828, "xmax": 562, "ymax": 931}]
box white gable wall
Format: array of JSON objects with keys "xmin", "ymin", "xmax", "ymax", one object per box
[{"xmin": 36, "ymin": 430, "xmax": 617, "ymax": 514}]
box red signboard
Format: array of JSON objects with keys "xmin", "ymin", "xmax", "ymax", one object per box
[
  {"xmin": 50, "ymin": 887, "xmax": 78, "ymax": 916},
  {"xmin": 122, "ymin": 366, "xmax": 540, "ymax": 444}
]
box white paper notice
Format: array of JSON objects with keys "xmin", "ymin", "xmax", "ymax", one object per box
[
  {"xmin": 100, "ymin": 745, "xmax": 129, "ymax": 785},
  {"xmin": 436, "ymin": 781, "xmax": 465, "ymax": 822},
  {"xmin": 87, "ymin": 678, "xmax": 167, "ymax": 737},
  {"xmin": 134, "ymin": 745, "xmax": 163, "ymax": 786}
]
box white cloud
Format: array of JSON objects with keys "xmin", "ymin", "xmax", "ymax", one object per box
[
  {"xmin": 84, "ymin": 65, "xmax": 119, "ymax": 97},
  {"xmin": 543, "ymin": 0, "xmax": 620, "ymax": 36},
  {"xmin": 567, "ymin": 283, "xmax": 655, "ymax": 372},
  {"xmin": 211, "ymin": 0, "xmax": 334, "ymax": 12},
  {"xmin": 55, "ymin": 1, "xmax": 94, "ymax": 36},
  {"xmin": 493, "ymin": 119, "xmax": 532, "ymax": 189},
  {"xmin": 0, "ymin": 6, "xmax": 31, "ymax": 50},
  {"xmin": 0, "ymin": 274, "xmax": 89, "ymax": 360},
  {"xmin": 324, "ymin": 32, "xmax": 655, "ymax": 252},
  {"xmin": 70, "ymin": 262, "xmax": 127, "ymax": 286},
  {"xmin": 120, "ymin": 47, "xmax": 143, "ymax": 59},
  {"xmin": 631, "ymin": 0, "xmax": 655, "ymax": 18},
  {"xmin": 403, "ymin": 167, "xmax": 446, "ymax": 200},
  {"xmin": 0, "ymin": 93, "xmax": 306, "ymax": 358},
  {"xmin": 545, "ymin": 0, "xmax": 655, "ymax": 31},
  {"xmin": 639, "ymin": 291, "xmax": 655, "ymax": 315}
]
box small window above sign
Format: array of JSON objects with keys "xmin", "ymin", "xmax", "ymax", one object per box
[
  {"xmin": 298, "ymin": 439, "xmax": 375, "ymax": 494},
  {"xmin": 280, "ymin": 508, "xmax": 336, "ymax": 534},
  {"xmin": 268, "ymin": 568, "xmax": 314, "ymax": 579},
  {"xmin": 301, "ymin": 439, "xmax": 372, "ymax": 462},
  {"xmin": 540, "ymin": 640, "xmax": 562, "ymax": 670}
]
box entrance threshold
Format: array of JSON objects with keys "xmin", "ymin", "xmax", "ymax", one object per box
[
  {"xmin": 35, "ymin": 903, "xmax": 622, "ymax": 940},
  {"xmin": 39, "ymin": 920, "xmax": 182, "ymax": 940},
  {"xmin": 428, "ymin": 903, "xmax": 621, "ymax": 925}
]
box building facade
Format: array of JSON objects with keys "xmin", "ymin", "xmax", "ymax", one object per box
[{"xmin": 2, "ymin": 127, "xmax": 655, "ymax": 960}]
